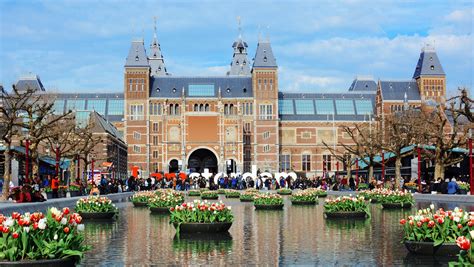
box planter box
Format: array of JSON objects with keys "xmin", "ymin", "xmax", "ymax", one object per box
[
  {"xmin": 149, "ymin": 207, "xmax": 170, "ymax": 213},
  {"xmin": 173, "ymin": 222, "xmax": 232, "ymax": 234},
  {"xmin": 225, "ymin": 195, "xmax": 240, "ymax": 198},
  {"xmin": 188, "ymin": 192, "xmax": 201, "ymax": 197},
  {"xmin": 254, "ymin": 204, "xmax": 284, "ymax": 210},
  {"xmin": 201, "ymin": 196, "xmax": 219, "ymax": 200},
  {"xmin": 404, "ymin": 241, "xmax": 459, "ymax": 256},
  {"xmin": 370, "ymin": 199, "xmax": 378, "ymax": 204},
  {"xmin": 291, "ymin": 200, "xmax": 317, "ymax": 205},
  {"xmin": 277, "ymin": 191, "xmax": 292, "ymax": 195},
  {"xmin": 0, "ymin": 258, "xmax": 76, "ymax": 267},
  {"xmin": 79, "ymin": 211, "xmax": 117, "ymax": 220},
  {"xmin": 240, "ymin": 198, "xmax": 254, "ymax": 202},
  {"xmin": 315, "ymin": 193, "xmax": 327, "ymax": 198},
  {"xmin": 381, "ymin": 203, "xmax": 412, "ymax": 209},
  {"xmin": 132, "ymin": 201, "xmax": 148, "ymax": 207},
  {"xmin": 69, "ymin": 191, "xmax": 82, "ymax": 197},
  {"xmin": 458, "ymin": 189, "xmax": 468, "ymax": 195},
  {"xmin": 324, "ymin": 211, "xmax": 368, "ymax": 219}
]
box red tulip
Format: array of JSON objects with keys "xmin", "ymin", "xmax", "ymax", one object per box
[
  {"xmin": 428, "ymin": 221, "xmax": 435, "ymax": 228},
  {"xmin": 33, "ymin": 222, "xmax": 38, "ymax": 230},
  {"xmin": 409, "ymin": 220, "xmax": 414, "ymax": 226},
  {"xmin": 170, "ymin": 207, "xmax": 175, "ymax": 212},
  {"xmin": 12, "ymin": 232, "xmax": 19, "ymax": 239},
  {"xmin": 63, "ymin": 207, "xmax": 70, "ymax": 215},
  {"xmin": 400, "ymin": 219, "xmax": 407, "ymax": 225},
  {"xmin": 417, "ymin": 222, "xmax": 423, "ymax": 227},
  {"xmin": 12, "ymin": 212, "xmax": 20, "ymax": 220},
  {"xmin": 458, "ymin": 224, "xmax": 463, "ymax": 229},
  {"xmin": 64, "ymin": 227, "xmax": 70, "ymax": 234},
  {"xmin": 437, "ymin": 218, "xmax": 444, "ymax": 224},
  {"xmin": 456, "ymin": 236, "xmax": 471, "ymax": 250},
  {"xmin": 2, "ymin": 227, "xmax": 9, "ymax": 234},
  {"xmin": 468, "ymin": 221, "xmax": 474, "ymax": 227}
]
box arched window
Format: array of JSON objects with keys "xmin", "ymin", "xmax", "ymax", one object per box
[
  {"xmin": 224, "ymin": 104, "xmax": 229, "ymax": 115},
  {"xmin": 194, "ymin": 104, "xmax": 198, "ymax": 112},
  {"xmin": 175, "ymin": 104, "xmax": 180, "ymax": 115},
  {"xmin": 229, "ymin": 104, "xmax": 234, "ymax": 115},
  {"xmin": 170, "ymin": 104, "xmax": 174, "ymax": 115},
  {"xmin": 205, "ymin": 104, "xmax": 210, "ymax": 112},
  {"xmin": 200, "ymin": 104, "xmax": 204, "ymax": 112}
]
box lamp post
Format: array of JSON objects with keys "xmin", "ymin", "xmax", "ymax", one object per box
[
  {"xmin": 91, "ymin": 157, "xmax": 95, "ymax": 182},
  {"xmin": 55, "ymin": 143, "xmax": 60, "ymax": 179},
  {"xmin": 381, "ymin": 150, "xmax": 385, "ymax": 182},
  {"xmin": 417, "ymin": 144, "xmax": 422, "ymax": 193},
  {"xmin": 25, "ymin": 134, "xmax": 30, "ymax": 183},
  {"xmin": 355, "ymin": 158, "xmax": 359, "ymax": 182},
  {"xmin": 469, "ymin": 129, "xmax": 473, "ymax": 195},
  {"xmin": 336, "ymin": 161, "xmax": 339, "ymax": 179}
]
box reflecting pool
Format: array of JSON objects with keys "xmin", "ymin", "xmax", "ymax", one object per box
[{"xmin": 79, "ymin": 196, "xmax": 474, "ymax": 266}]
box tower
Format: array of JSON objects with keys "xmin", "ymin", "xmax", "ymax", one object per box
[
  {"xmin": 251, "ymin": 38, "xmax": 279, "ymax": 172},
  {"xmin": 228, "ymin": 18, "xmax": 250, "ymax": 76},
  {"xmin": 413, "ymin": 44, "xmax": 446, "ymax": 104},
  {"xmin": 149, "ymin": 18, "xmax": 168, "ymax": 77},
  {"xmin": 124, "ymin": 39, "xmax": 150, "ymax": 177}
]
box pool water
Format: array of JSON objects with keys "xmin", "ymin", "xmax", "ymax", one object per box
[{"xmin": 79, "ymin": 196, "xmax": 473, "ymax": 266}]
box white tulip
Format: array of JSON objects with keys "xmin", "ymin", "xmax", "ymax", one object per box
[
  {"xmin": 38, "ymin": 218, "xmax": 47, "ymax": 230},
  {"xmin": 77, "ymin": 224, "xmax": 85, "ymax": 231},
  {"xmin": 61, "ymin": 218, "xmax": 67, "ymax": 225},
  {"xmin": 54, "ymin": 234, "xmax": 58, "ymax": 240},
  {"xmin": 23, "ymin": 227, "xmax": 30, "ymax": 233},
  {"xmin": 430, "ymin": 204, "xmax": 435, "ymax": 210}
]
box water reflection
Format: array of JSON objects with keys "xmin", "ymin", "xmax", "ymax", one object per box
[{"xmin": 79, "ymin": 197, "xmax": 471, "ymax": 266}]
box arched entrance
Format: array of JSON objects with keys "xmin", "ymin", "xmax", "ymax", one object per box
[
  {"xmin": 188, "ymin": 148, "xmax": 218, "ymax": 174},
  {"xmin": 169, "ymin": 159, "xmax": 179, "ymax": 173}
]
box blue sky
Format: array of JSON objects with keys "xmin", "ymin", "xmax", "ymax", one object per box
[{"xmin": 0, "ymin": 0, "xmax": 472, "ymax": 96}]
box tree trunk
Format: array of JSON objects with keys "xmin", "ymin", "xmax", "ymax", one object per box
[
  {"xmin": 1, "ymin": 146, "xmax": 12, "ymax": 200},
  {"xmin": 368, "ymin": 165, "xmax": 374, "ymax": 181},
  {"xmin": 395, "ymin": 156, "xmax": 402, "ymax": 190},
  {"xmin": 434, "ymin": 161, "xmax": 445, "ymax": 180}
]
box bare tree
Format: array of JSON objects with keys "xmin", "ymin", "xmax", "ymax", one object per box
[{"xmin": 0, "ymin": 85, "xmax": 35, "ymax": 200}]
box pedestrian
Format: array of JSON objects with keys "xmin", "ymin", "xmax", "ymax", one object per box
[
  {"xmin": 447, "ymin": 178, "xmax": 459, "ymax": 194},
  {"xmin": 51, "ymin": 176, "xmax": 59, "ymax": 198}
]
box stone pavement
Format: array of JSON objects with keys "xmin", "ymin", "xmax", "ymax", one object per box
[{"xmin": 0, "ymin": 192, "xmax": 133, "ymax": 215}]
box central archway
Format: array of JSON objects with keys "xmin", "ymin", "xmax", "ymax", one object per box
[{"xmin": 187, "ymin": 148, "xmax": 218, "ymax": 174}]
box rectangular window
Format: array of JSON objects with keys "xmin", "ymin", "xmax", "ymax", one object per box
[
  {"xmin": 279, "ymin": 99, "xmax": 294, "ymax": 115},
  {"xmin": 263, "ymin": 145, "xmax": 270, "ymax": 153},
  {"xmin": 129, "ymin": 79, "xmax": 133, "ymax": 91},
  {"xmin": 188, "ymin": 84, "xmax": 215, "ymax": 96},
  {"xmin": 259, "ymin": 104, "xmax": 273, "ymax": 120},
  {"xmin": 108, "ymin": 100, "xmax": 124, "ymax": 115},
  {"xmin": 323, "ymin": 155, "xmax": 332, "ymax": 171},
  {"xmin": 301, "ymin": 131, "xmax": 311, "ymax": 139},
  {"xmin": 315, "ymin": 99, "xmax": 334, "ymax": 115},
  {"xmin": 152, "ymin": 136, "xmax": 158, "ymax": 146},
  {"xmin": 335, "ymin": 100, "xmax": 355, "ymax": 115},
  {"xmin": 152, "ymin": 150, "xmax": 158, "ymax": 159},
  {"xmin": 244, "ymin": 122, "xmax": 251, "ymax": 133},
  {"xmin": 279, "ymin": 154, "xmax": 290, "ymax": 171},
  {"xmin": 263, "ymin": 131, "xmax": 270, "ymax": 140},
  {"xmin": 133, "ymin": 145, "xmax": 141, "ymax": 153},
  {"xmin": 295, "ymin": 100, "xmax": 315, "ymax": 115},
  {"xmin": 355, "ymin": 100, "xmax": 373, "ymax": 115},
  {"xmin": 87, "ymin": 99, "xmax": 107, "ymax": 115},
  {"xmin": 150, "ymin": 103, "xmax": 162, "ymax": 115},
  {"xmin": 133, "ymin": 131, "xmax": 141, "ymax": 140},
  {"xmin": 153, "ymin": 122, "xmax": 159, "ymax": 132},
  {"xmin": 302, "ymin": 154, "xmax": 311, "ymax": 171},
  {"xmin": 129, "ymin": 104, "xmax": 144, "ymax": 120},
  {"xmin": 53, "ymin": 100, "xmax": 64, "ymax": 115},
  {"xmin": 66, "ymin": 99, "xmax": 85, "ymax": 111}
]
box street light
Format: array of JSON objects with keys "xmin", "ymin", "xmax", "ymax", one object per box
[
  {"xmin": 417, "ymin": 144, "xmax": 422, "ymax": 193},
  {"xmin": 55, "ymin": 142, "xmax": 60, "ymax": 179},
  {"xmin": 469, "ymin": 129, "xmax": 473, "ymax": 195},
  {"xmin": 25, "ymin": 133, "xmax": 30, "ymax": 183}
]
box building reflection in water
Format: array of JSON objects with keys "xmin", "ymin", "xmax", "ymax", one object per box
[{"xmin": 80, "ymin": 196, "xmax": 469, "ymax": 265}]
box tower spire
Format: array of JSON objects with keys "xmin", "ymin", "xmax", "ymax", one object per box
[
  {"xmin": 227, "ymin": 17, "xmax": 250, "ymax": 76},
  {"xmin": 153, "ymin": 16, "xmax": 158, "ymax": 45},
  {"xmin": 237, "ymin": 16, "xmax": 242, "ymax": 39},
  {"xmin": 148, "ymin": 16, "xmax": 168, "ymax": 76}
]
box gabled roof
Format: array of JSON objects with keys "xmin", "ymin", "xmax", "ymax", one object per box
[
  {"xmin": 125, "ymin": 40, "xmax": 149, "ymax": 68},
  {"xmin": 348, "ymin": 77, "xmax": 377, "ymax": 91},
  {"xmin": 252, "ymin": 41, "xmax": 277, "ymax": 68},
  {"xmin": 89, "ymin": 111, "xmax": 124, "ymax": 143},
  {"xmin": 379, "ymin": 80, "xmax": 421, "ymax": 101},
  {"xmin": 15, "ymin": 74, "xmax": 45, "ymax": 92},
  {"xmin": 413, "ymin": 47, "xmax": 445, "ymax": 78},
  {"xmin": 149, "ymin": 76, "xmax": 253, "ymax": 98}
]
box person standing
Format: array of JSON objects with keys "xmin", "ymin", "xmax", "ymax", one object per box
[{"xmin": 51, "ymin": 176, "xmax": 59, "ymax": 199}]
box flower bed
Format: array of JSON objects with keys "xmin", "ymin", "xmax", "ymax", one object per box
[
  {"xmin": 148, "ymin": 191, "xmax": 185, "ymax": 213},
  {"xmin": 305, "ymin": 188, "xmax": 327, "ymax": 197},
  {"xmin": 188, "ymin": 190, "xmax": 201, "ymax": 197},
  {"xmin": 357, "ymin": 183, "xmax": 369, "ymax": 191},
  {"xmin": 291, "ymin": 191, "xmax": 318, "ymax": 205},
  {"xmin": 217, "ymin": 189, "xmax": 226, "ymax": 194},
  {"xmin": 323, "ymin": 196, "xmax": 370, "ymax": 218},
  {"xmin": 378, "ymin": 189, "xmax": 414, "ymax": 208},
  {"xmin": 240, "ymin": 191, "xmax": 257, "ymax": 202},
  {"xmin": 277, "ymin": 188, "xmax": 292, "ymax": 195},
  {"xmin": 130, "ymin": 191, "xmax": 155, "ymax": 206},
  {"xmin": 457, "ymin": 182, "xmax": 470, "ymax": 194},
  {"xmin": 400, "ymin": 206, "xmax": 473, "ymax": 255},
  {"xmin": 170, "ymin": 200, "xmax": 233, "ymax": 234},
  {"xmin": 201, "ymin": 191, "xmax": 219, "ymax": 200},
  {"xmin": 451, "ymin": 233, "xmax": 474, "ymax": 265},
  {"xmin": 75, "ymin": 196, "xmax": 118, "ymax": 219},
  {"xmin": 254, "ymin": 193, "xmax": 284, "ymax": 210},
  {"xmin": 0, "ymin": 208, "xmax": 89, "ymax": 264},
  {"xmin": 404, "ymin": 182, "xmax": 418, "ymax": 193},
  {"xmin": 224, "ymin": 190, "xmax": 241, "ymax": 198}
]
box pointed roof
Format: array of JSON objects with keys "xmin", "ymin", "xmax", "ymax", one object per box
[
  {"xmin": 413, "ymin": 45, "xmax": 445, "ymax": 78},
  {"xmin": 15, "ymin": 74, "xmax": 46, "ymax": 92},
  {"xmin": 124, "ymin": 39, "xmax": 149, "ymax": 68},
  {"xmin": 149, "ymin": 19, "xmax": 168, "ymax": 76},
  {"xmin": 252, "ymin": 40, "xmax": 277, "ymax": 69},
  {"xmin": 379, "ymin": 80, "xmax": 421, "ymax": 101},
  {"xmin": 348, "ymin": 76, "xmax": 377, "ymax": 91},
  {"xmin": 228, "ymin": 36, "xmax": 251, "ymax": 76}
]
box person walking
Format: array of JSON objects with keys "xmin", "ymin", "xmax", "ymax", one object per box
[{"xmin": 51, "ymin": 176, "xmax": 59, "ymax": 199}]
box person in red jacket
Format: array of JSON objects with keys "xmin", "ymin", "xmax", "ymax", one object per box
[{"xmin": 51, "ymin": 176, "xmax": 59, "ymax": 198}]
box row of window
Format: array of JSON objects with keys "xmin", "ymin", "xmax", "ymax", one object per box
[
  {"xmin": 128, "ymin": 78, "xmax": 146, "ymax": 92},
  {"xmin": 259, "ymin": 104, "xmax": 273, "ymax": 120},
  {"xmin": 193, "ymin": 104, "xmax": 210, "ymax": 112},
  {"xmin": 53, "ymin": 99, "xmax": 124, "ymax": 116},
  {"xmin": 280, "ymin": 154, "xmax": 333, "ymax": 172},
  {"xmin": 257, "ymin": 78, "xmax": 274, "ymax": 91},
  {"xmin": 279, "ymin": 99, "xmax": 373, "ymax": 116}
]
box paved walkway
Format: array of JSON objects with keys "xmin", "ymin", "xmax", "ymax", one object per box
[{"xmin": 0, "ymin": 192, "xmax": 133, "ymax": 215}]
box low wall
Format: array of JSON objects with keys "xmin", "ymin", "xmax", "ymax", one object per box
[{"xmin": 0, "ymin": 192, "xmax": 133, "ymax": 215}]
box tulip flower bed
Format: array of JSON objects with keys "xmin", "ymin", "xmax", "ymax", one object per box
[
  {"xmin": 452, "ymin": 232, "xmax": 474, "ymax": 265},
  {"xmin": 75, "ymin": 196, "xmax": 117, "ymax": 213},
  {"xmin": 379, "ymin": 189, "xmax": 414, "ymax": 208},
  {"xmin": 217, "ymin": 189, "xmax": 226, "ymax": 194},
  {"xmin": 400, "ymin": 206, "xmax": 474, "ymax": 255},
  {"xmin": 170, "ymin": 200, "xmax": 234, "ymax": 234},
  {"xmin": 277, "ymin": 188, "xmax": 292, "ymax": 195},
  {"xmin": 201, "ymin": 191, "xmax": 219, "ymax": 200},
  {"xmin": 240, "ymin": 191, "xmax": 257, "ymax": 202},
  {"xmin": 305, "ymin": 188, "xmax": 327, "ymax": 198},
  {"xmin": 130, "ymin": 191, "xmax": 155, "ymax": 206},
  {"xmin": 357, "ymin": 183, "xmax": 369, "ymax": 190},
  {"xmin": 358, "ymin": 188, "xmax": 386, "ymax": 203},
  {"xmin": 291, "ymin": 191, "xmax": 318, "ymax": 205},
  {"xmin": 323, "ymin": 196, "xmax": 370, "ymax": 218},
  {"xmin": 457, "ymin": 182, "xmax": 470, "ymax": 194},
  {"xmin": 148, "ymin": 191, "xmax": 185, "ymax": 212},
  {"xmin": 188, "ymin": 190, "xmax": 201, "ymax": 197},
  {"xmin": 0, "ymin": 208, "xmax": 89, "ymax": 264},
  {"xmin": 254, "ymin": 193, "xmax": 284, "ymax": 210},
  {"xmin": 224, "ymin": 190, "xmax": 241, "ymax": 198}
]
